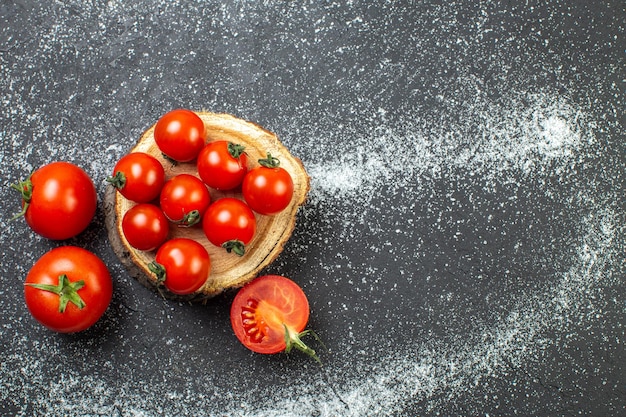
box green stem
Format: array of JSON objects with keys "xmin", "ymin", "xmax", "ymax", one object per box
[
  {"xmin": 9, "ymin": 177, "xmax": 33, "ymax": 220},
  {"xmin": 26, "ymin": 274, "xmax": 86, "ymax": 313},
  {"xmin": 227, "ymin": 142, "xmax": 246, "ymax": 159},
  {"xmin": 180, "ymin": 210, "xmax": 201, "ymax": 227},
  {"xmin": 258, "ymin": 153, "xmax": 281, "ymax": 168},
  {"xmin": 105, "ymin": 171, "xmax": 126, "ymax": 190},
  {"xmin": 283, "ymin": 324, "xmax": 325, "ymax": 365},
  {"xmin": 222, "ymin": 240, "xmax": 245, "ymax": 256},
  {"xmin": 148, "ymin": 261, "xmax": 166, "ymax": 284}
]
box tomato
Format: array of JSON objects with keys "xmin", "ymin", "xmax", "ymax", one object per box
[
  {"xmin": 196, "ymin": 141, "xmax": 249, "ymax": 190},
  {"xmin": 154, "ymin": 109, "xmax": 206, "ymax": 162},
  {"xmin": 149, "ymin": 238, "xmax": 211, "ymax": 295},
  {"xmin": 242, "ymin": 154, "xmax": 294, "ymax": 215},
  {"xmin": 24, "ymin": 246, "xmax": 113, "ymax": 333},
  {"xmin": 122, "ymin": 203, "xmax": 169, "ymax": 251},
  {"xmin": 202, "ymin": 198, "xmax": 256, "ymax": 256},
  {"xmin": 159, "ymin": 174, "xmax": 211, "ymax": 226},
  {"xmin": 230, "ymin": 275, "xmax": 320, "ymax": 361},
  {"xmin": 107, "ymin": 152, "xmax": 165, "ymax": 203},
  {"xmin": 11, "ymin": 161, "xmax": 97, "ymax": 240}
]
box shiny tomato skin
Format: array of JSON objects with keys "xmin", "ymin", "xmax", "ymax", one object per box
[
  {"xmin": 242, "ymin": 166, "xmax": 294, "ymax": 215},
  {"xmin": 109, "ymin": 152, "xmax": 165, "ymax": 203},
  {"xmin": 159, "ymin": 174, "xmax": 211, "ymax": 225},
  {"xmin": 202, "ymin": 198, "xmax": 256, "ymax": 250},
  {"xmin": 196, "ymin": 141, "xmax": 249, "ymax": 190},
  {"xmin": 154, "ymin": 238, "xmax": 211, "ymax": 295},
  {"xmin": 154, "ymin": 109, "xmax": 206, "ymax": 162},
  {"xmin": 24, "ymin": 246, "xmax": 113, "ymax": 333},
  {"xmin": 230, "ymin": 275, "xmax": 310, "ymax": 354},
  {"xmin": 122, "ymin": 203, "xmax": 169, "ymax": 251},
  {"xmin": 21, "ymin": 162, "xmax": 97, "ymax": 240}
]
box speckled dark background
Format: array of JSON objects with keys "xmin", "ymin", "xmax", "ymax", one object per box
[{"xmin": 1, "ymin": 1, "xmax": 624, "ymax": 416}]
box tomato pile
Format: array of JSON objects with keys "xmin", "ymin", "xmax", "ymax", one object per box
[
  {"xmin": 10, "ymin": 109, "xmax": 321, "ymax": 362},
  {"xmin": 109, "ymin": 109, "xmax": 296, "ymax": 293}
]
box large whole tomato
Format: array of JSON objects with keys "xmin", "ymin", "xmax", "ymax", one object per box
[
  {"xmin": 242, "ymin": 154, "xmax": 294, "ymax": 215},
  {"xmin": 230, "ymin": 275, "xmax": 320, "ymax": 362},
  {"xmin": 196, "ymin": 141, "xmax": 249, "ymax": 190},
  {"xmin": 202, "ymin": 198, "xmax": 256, "ymax": 256},
  {"xmin": 24, "ymin": 246, "xmax": 113, "ymax": 333},
  {"xmin": 11, "ymin": 161, "xmax": 97, "ymax": 240},
  {"xmin": 149, "ymin": 238, "xmax": 211, "ymax": 295},
  {"xmin": 107, "ymin": 152, "xmax": 165, "ymax": 203},
  {"xmin": 154, "ymin": 109, "xmax": 206, "ymax": 162}
]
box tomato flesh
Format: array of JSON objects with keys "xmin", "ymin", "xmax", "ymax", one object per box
[{"xmin": 230, "ymin": 275, "xmax": 309, "ymax": 354}]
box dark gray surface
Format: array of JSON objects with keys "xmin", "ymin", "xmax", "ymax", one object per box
[{"xmin": 1, "ymin": 1, "xmax": 624, "ymax": 416}]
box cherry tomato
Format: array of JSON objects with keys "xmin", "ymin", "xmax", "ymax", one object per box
[
  {"xmin": 154, "ymin": 109, "xmax": 206, "ymax": 162},
  {"xmin": 24, "ymin": 246, "xmax": 113, "ymax": 333},
  {"xmin": 11, "ymin": 161, "xmax": 97, "ymax": 240},
  {"xmin": 149, "ymin": 238, "xmax": 211, "ymax": 295},
  {"xmin": 230, "ymin": 275, "xmax": 320, "ymax": 361},
  {"xmin": 202, "ymin": 198, "xmax": 256, "ymax": 256},
  {"xmin": 107, "ymin": 152, "xmax": 165, "ymax": 203},
  {"xmin": 159, "ymin": 174, "xmax": 211, "ymax": 226},
  {"xmin": 122, "ymin": 203, "xmax": 169, "ymax": 251},
  {"xmin": 242, "ymin": 154, "xmax": 294, "ymax": 215},
  {"xmin": 197, "ymin": 141, "xmax": 249, "ymax": 190}
]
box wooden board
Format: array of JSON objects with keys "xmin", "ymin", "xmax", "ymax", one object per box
[{"xmin": 103, "ymin": 112, "xmax": 310, "ymax": 302}]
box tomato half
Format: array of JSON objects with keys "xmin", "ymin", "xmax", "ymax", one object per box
[
  {"xmin": 202, "ymin": 198, "xmax": 256, "ymax": 256},
  {"xmin": 230, "ymin": 275, "xmax": 319, "ymax": 361},
  {"xmin": 107, "ymin": 152, "xmax": 165, "ymax": 203},
  {"xmin": 11, "ymin": 161, "xmax": 97, "ymax": 240},
  {"xmin": 196, "ymin": 141, "xmax": 249, "ymax": 190},
  {"xmin": 154, "ymin": 109, "xmax": 206, "ymax": 162},
  {"xmin": 122, "ymin": 203, "xmax": 170, "ymax": 251},
  {"xmin": 149, "ymin": 238, "xmax": 211, "ymax": 295},
  {"xmin": 242, "ymin": 154, "xmax": 294, "ymax": 215},
  {"xmin": 159, "ymin": 174, "xmax": 211, "ymax": 226},
  {"xmin": 24, "ymin": 246, "xmax": 113, "ymax": 333}
]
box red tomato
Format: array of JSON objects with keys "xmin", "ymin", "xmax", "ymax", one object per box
[
  {"xmin": 149, "ymin": 238, "xmax": 211, "ymax": 295},
  {"xmin": 159, "ymin": 174, "xmax": 211, "ymax": 226},
  {"xmin": 242, "ymin": 154, "xmax": 294, "ymax": 215},
  {"xmin": 122, "ymin": 203, "xmax": 169, "ymax": 251},
  {"xmin": 24, "ymin": 246, "xmax": 113, "ymax": 333},
  {"xmin": 196, "ymin": 141, "xmax": 249, "ymax": 190},
  {"xmin": 107, "ymin": 152, "xmax": 165, "ymax": 203},
  {"xmin": 230, "ymin": 275, "xmax": 320, "ymax": 361},
  {"xmin": 154, "ymin": 109, "xmax": 206, "ymax": 162},
  {"xmin": 202, "ymin": 198, "xmax": 256, "ymax": 256},
  {"xmin": 11, "ymin": 161, "xmax": 97, "ymax": 240}
]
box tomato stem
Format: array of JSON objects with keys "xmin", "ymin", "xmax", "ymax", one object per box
[
  {"xmin": 180, "ymin": 210, "xmax": 201, "ymax": 227},
  {"xmin": 222, "ymin": 240, "xmax": 246, "ymax": 256},
  {"xmin": 227, "ymin": 142, "xmax": 246, "ymax": 159},
  {"xmin": 148, "ymin": 261, "xmax": 166, "ymax": 284},
  {"xmin": 9, "ymin": 177, "xmax": 33, "ymax": 220},
  {"xmin": 258, "ymin": 153, "xmax": 281, "ymax": 169},
  {"xmin": 26, "ymin": 274, "xmax": 86, "ymax": 313},
  {"xmin": 283, "ymin": 324, "xmax": 324, "ymax": 365},
  {"xmin": 105, "ymin": 171, "xmax": 126, "ymax": 190}
]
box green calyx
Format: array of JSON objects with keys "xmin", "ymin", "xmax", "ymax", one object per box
[
  {"xmin": 283, "ymin": 324, "xmax": 325, "ymax": 365},
  {"xmin": 26, "ymin": 274, "xmax": 86, "ymax": 313},
  {"xmin": 222, "ymin": 240, "xmax": 246, "ymax": 256},
  {"xmin": 227, "ymin": 142, "xmax": 246, "ymax": 159},
  {"xmin": 148, "ymin": 261, "xmax": 166, "ymax": 284},
  {"xmin": 258, "ymin": 153, "xmax": 281, "ymax": 169},
  {"xmin": 180, "ymin": 210, "xmax": 201, "ymax": 227},
  {"xmin": 105, "ymin": 171, "xmax": 127, "ymax": 190},
  {"xmin": 9, "ymin": 176, "xmax": 33, "ymax": 220}
]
